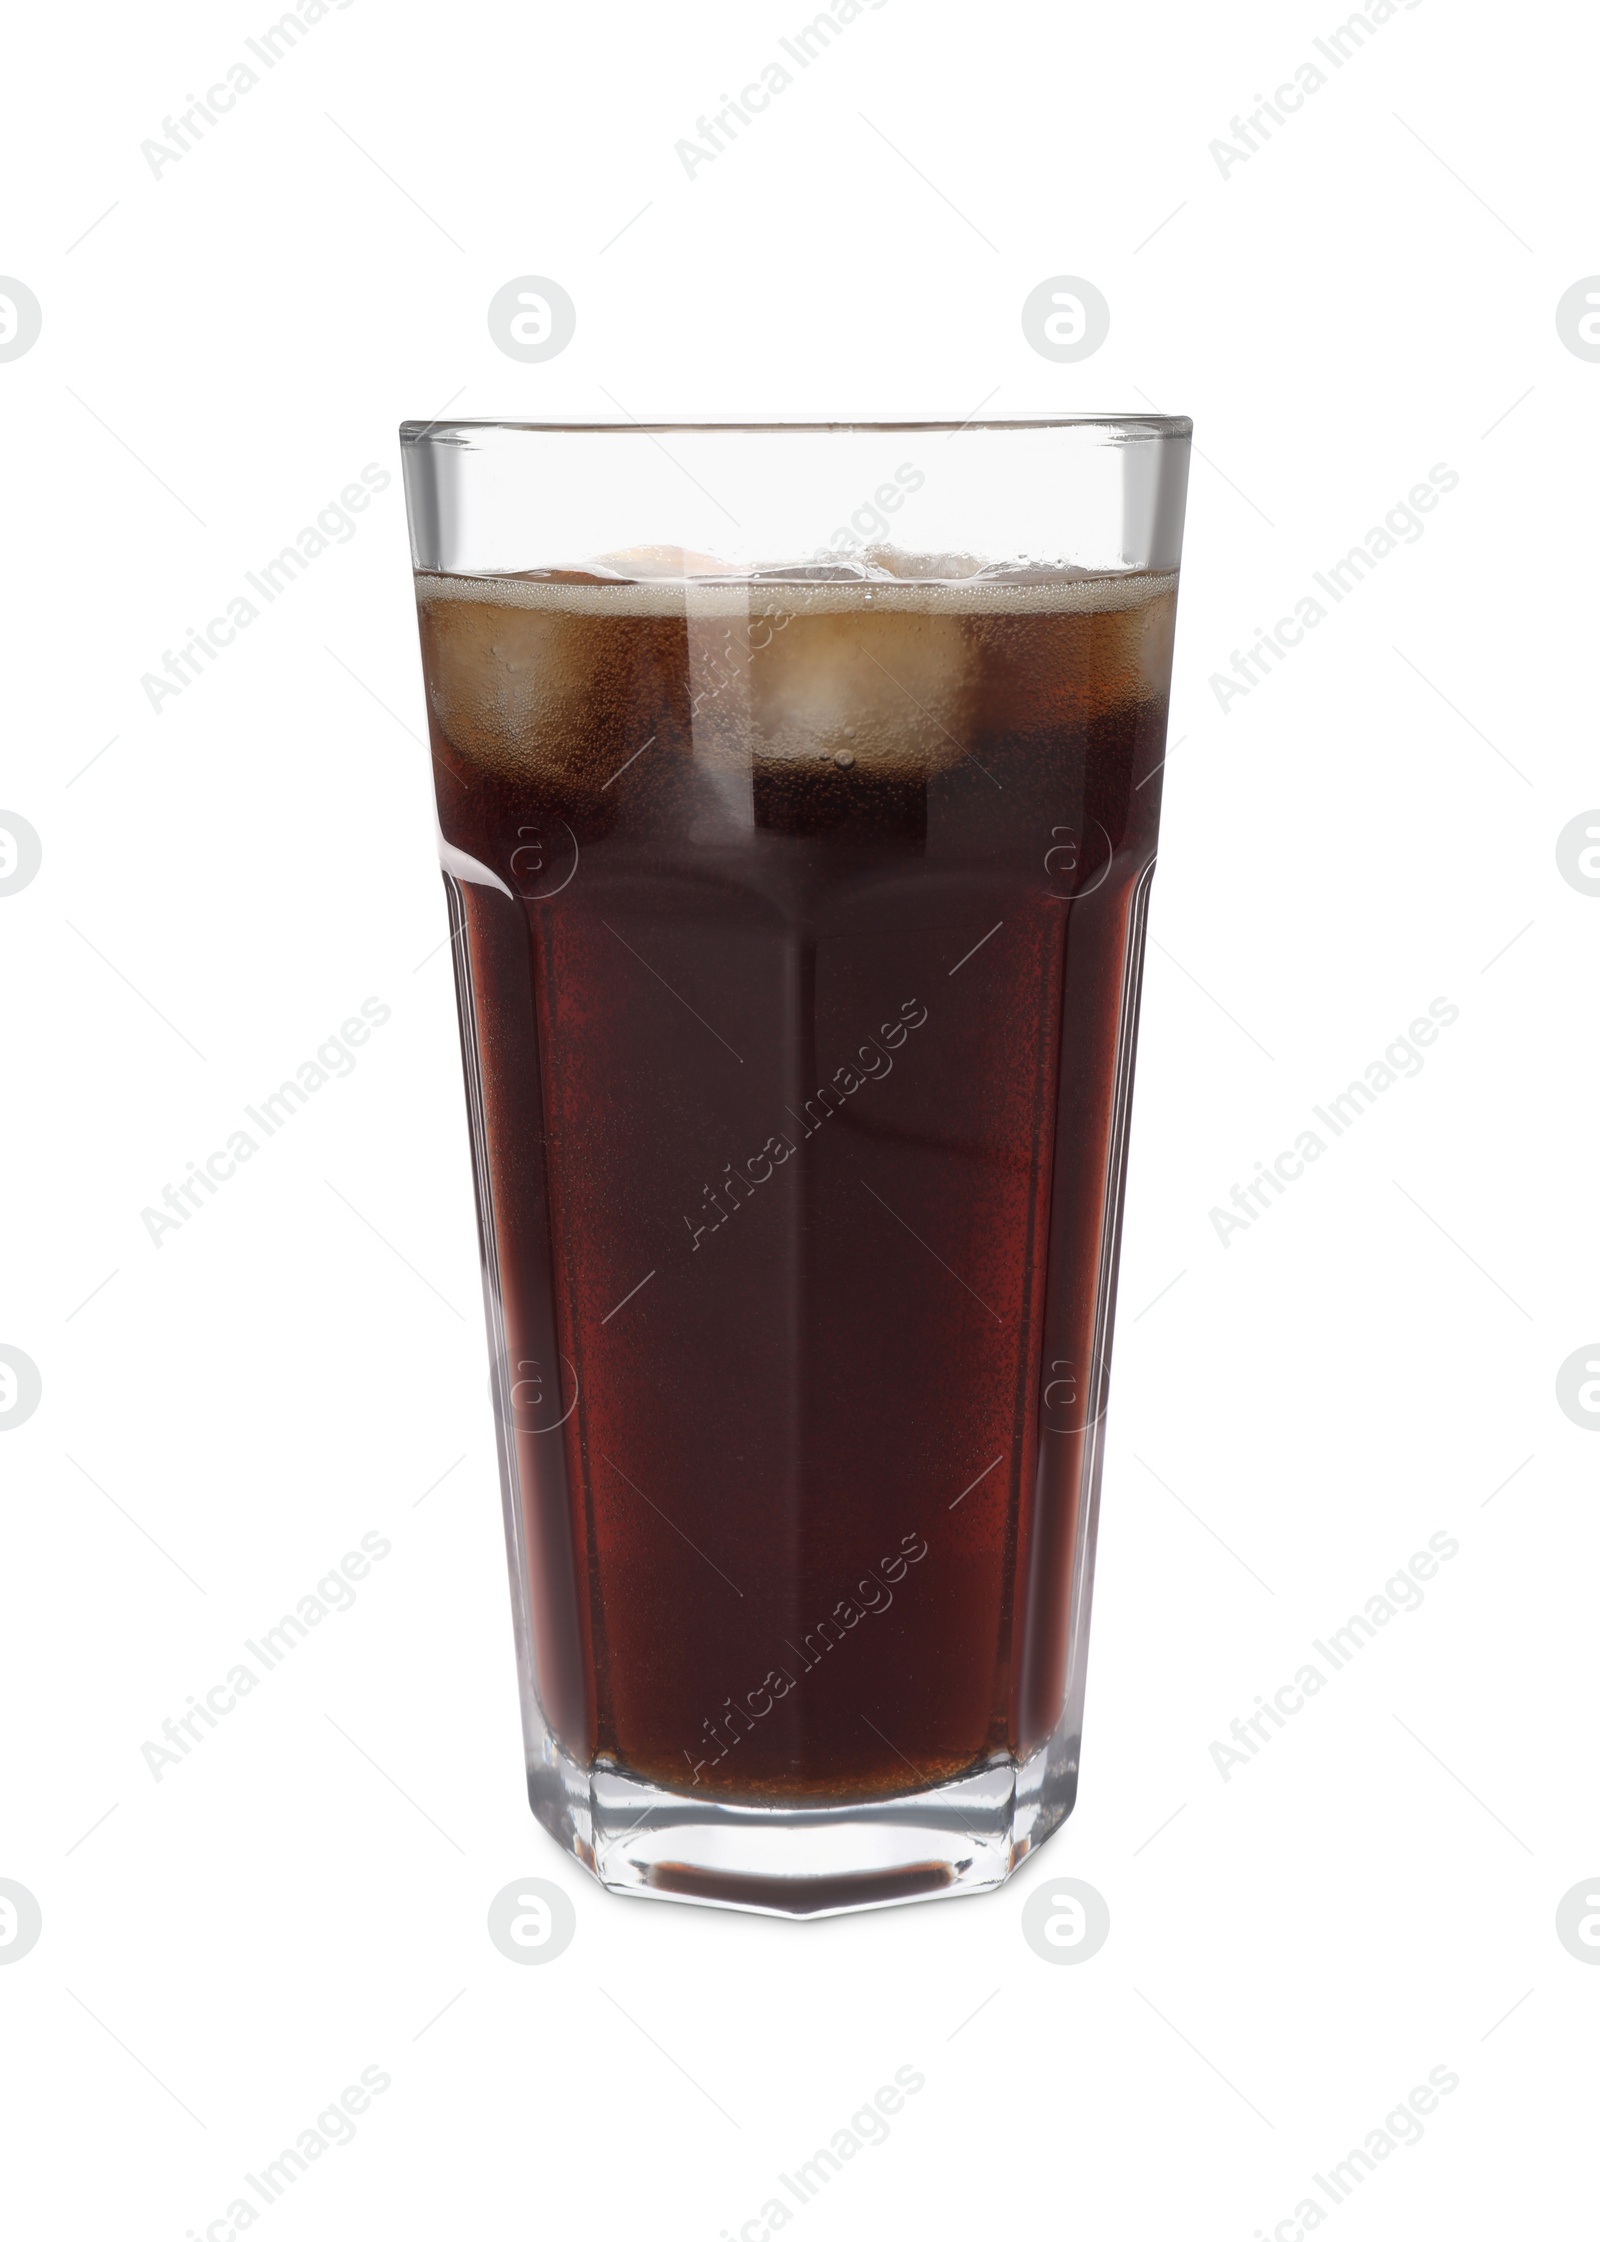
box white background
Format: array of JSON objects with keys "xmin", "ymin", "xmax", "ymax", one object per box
[{"xmin": 2, "ymin": 1, "xmax": 1596, "ymax": 2235}]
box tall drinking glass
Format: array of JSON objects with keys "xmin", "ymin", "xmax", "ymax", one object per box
[{"xmin": 401, "ymin": 417, "xmax": 1190, "ymax": 1915}]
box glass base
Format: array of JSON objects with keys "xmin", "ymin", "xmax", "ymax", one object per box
[{"xmin": 527, "ymin": 1722, "xmax": 1080, "ymax": 1917}]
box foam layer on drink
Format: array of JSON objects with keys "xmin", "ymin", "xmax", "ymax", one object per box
[{"xmin": 416, "ymin": 561, "xmax": 1177, "ymax": 791}]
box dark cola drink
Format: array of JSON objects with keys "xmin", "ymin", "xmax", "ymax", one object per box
[{"xmin": 415, "ymin": 560, "xmax": 1176, "ymax": 1827}]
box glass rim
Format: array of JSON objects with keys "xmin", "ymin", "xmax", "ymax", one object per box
[{"xmin": 399, "ymin": 413, "xmax": 1193, "ymax": 443}]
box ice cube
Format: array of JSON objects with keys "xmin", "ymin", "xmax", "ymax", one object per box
[
  {"xmin": 416, "ymin": 577, "xmax": 644, "ymax": 798},
  {"xmin": 743, "ymin": 597, "xmax": 975, "ymax": 780}
]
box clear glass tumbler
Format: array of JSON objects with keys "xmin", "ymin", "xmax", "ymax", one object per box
[{"xmin": 400, "ymin": 416, "xmax": 1190, "ymax": 1915}]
